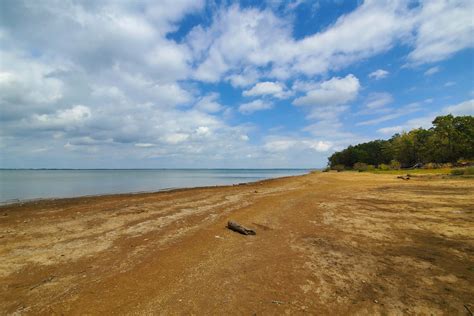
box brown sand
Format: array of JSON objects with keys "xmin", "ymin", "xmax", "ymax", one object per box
[{"xmin": 0, "ymin": 172, "xmax": 473, "ymax": 315}]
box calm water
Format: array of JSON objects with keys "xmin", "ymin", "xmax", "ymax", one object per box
[{"xmin": 0, "ymin": 169, "xmax": 310, "ymax": 203}]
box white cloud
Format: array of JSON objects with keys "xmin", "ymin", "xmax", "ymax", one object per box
[
  {"xmin": 365, "ymin": 92, "xmax": 394, "ymax": 109},
  {"xmin": 444, "ymin": 99, "xmax": 474, "ymax": 116},
  {"xmin": 378, "ymin": 125, "xmax": 404, "ymax": 135},
  {"xmin": 135, "ymin": 143, "xmax": 155, "ymax": 148},
  {"xmin": 306, "ymin": 140, "xmax": 332, "ymax": 152},
  {"xmin": 145, "ymin": 41, "xmax": 191, "ymax": 83},
  {"xmin": 243, "ymin": 81, "xmax": 289, "ymax": 99},
  {"xmin": 408, "ymin": 0, "xmax": 474, "ymax": 64},
  {"xmin": 378, "ymin": 99, "xmax": 474, "ymax": 135},
  {"xmin": 263, "ymin": 138, "xmax": 332, "ymax": 153},
  {"xmin": 293, "ymin": 74, "xmax": 360, "ymax": 107},
  {"xmin": 424, "ymin": 66, "xmax": 440, "ymax": 76},
  {"xmin": 357, "ymin": 102, "xmax": 422, "ymax": 126},
  {"xmin": 368, "ymin": 69, "xmax": 389, "ymax": 80},
  {"xmin": 239, "ymin": 100, "xmax": 273, "ymax": 114},
  {"xmin": 444, "ymin": 81, "xmax": 456, "ymax": 87},
  {"xmin": 1, "ymin": 0, "xmax": 473, "ymax": 168},
  {"xmin": 187, "ymin": 5, "xmax": 293, "ymax": 82},
  {"xmin": 226, "ymin": 68, "xmax": 260, "ymax": 88},
  {"xmin": 291, "ymin": 1, "xmax": 415, "ymax": 76},
  {"xmin": 194, "ymin": 93, "xmax": 223, "ymax": 113},
  {"xmin": 161, "ymin": 133, "xmax": 189, "ymax": 144},
  {"xmin": 187, "ymin": 0, "xmax": 473, "ymax": 83},
  {"xmin": 29, "ymin": 105, "xmax": 91, "ymax": 130},
  {"xmin": 292, "ymin": 75, "xmax": 361, "ymax": 147},
  {"xmin": 0, "ymin": 51, "xmax": 64, "ymax": 120},
  {"xmin": 188, "ymin": 1, "xmax": 417, "ymax": 82},
  {"xmin": 195, "ymin": 126, "xmax": 211, "ymax": 137}
]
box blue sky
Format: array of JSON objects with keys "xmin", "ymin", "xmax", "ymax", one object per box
[{"xmin": 0, "ymin": 0, "xmax": 473, "ymax": 168}]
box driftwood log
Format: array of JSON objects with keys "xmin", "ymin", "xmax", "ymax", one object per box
[
  {"xmin": 227, "ymin": 220, "xmax": 256, "ymax": 235},
  {"xmin": 397, "ymin": 175, "xmax": 410, "ymax": 180}
]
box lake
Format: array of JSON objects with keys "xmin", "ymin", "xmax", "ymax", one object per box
[{"xmin": 0, "ymin": 169, "xmax": 311, "ymax": 203}]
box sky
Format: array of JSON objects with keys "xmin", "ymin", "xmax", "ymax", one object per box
[{"xmin": 0, "ymin": 0, "xmax": 473, "ymax": 169}]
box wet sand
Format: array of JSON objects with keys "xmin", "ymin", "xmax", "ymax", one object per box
[{"xmin": 0, "ymin": 172, "xmax": 473, "ymax": 315}]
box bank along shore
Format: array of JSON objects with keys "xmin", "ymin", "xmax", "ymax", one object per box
[{"xmin": 0, "ymin": 172, "xmax": 473, "ymax": 315}]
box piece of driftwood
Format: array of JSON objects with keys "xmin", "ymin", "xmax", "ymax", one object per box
[
  {"xmin": 227, "ymin": 220, "xmax": 256, "ymax": 235},
  {"xmin": 397, "ymin": 175, "xmax": 410, "ymax": 180}
]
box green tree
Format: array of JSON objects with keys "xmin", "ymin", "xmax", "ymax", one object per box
[{"xmin": 327, "ymin": 115, "xmax": 473, "ymax": 168}]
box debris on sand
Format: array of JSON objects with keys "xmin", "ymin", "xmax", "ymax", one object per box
[
  {"xmin": 227, "ymin": 220, "xmax": 256, "ymax": 235},
  {"xmin": 397, "ymin": 175, "xmax": 410, "ymax": 180}
]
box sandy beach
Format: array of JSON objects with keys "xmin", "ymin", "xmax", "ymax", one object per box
[{"xmin": 0, "ymin": 172, "xmax": 473, "ymax": 315}]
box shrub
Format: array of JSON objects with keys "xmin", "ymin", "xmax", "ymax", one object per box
[
  {"xmin": 332, "ymin": 164, "xmax": 345, "ymax": 172},
  {"xmin": 451, "ymin": 169, "xmax": 464, "ymax": 176},
  {"xmin": 353, "ymin": 162, "xmax": 368, "ymax": 172},
  {"xmin": 390, "ymin": 160, "xmax": 401, "ymax": 170},
  {"xmin": 367, "ymin": 165, "xmax": 375, "ymax": 171},
  {"xmin": 456, "ymin": 159, "xmax": 474, "ymax": 167},
  {"xmin": 378, "ymin": 163, "xmax": 389, "ymax": 171},
  {"xmin": 464, "ymin": 166, "xmax": 474, "ymax": 175},
  {"xmin": 424, "ymin": 162, "xmax": 440, "ymax": 169}
]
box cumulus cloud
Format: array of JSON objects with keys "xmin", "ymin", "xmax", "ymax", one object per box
[
  {"xmin": 28, "ymin": 105, "xmax": 91, "ymax": 131},
  {"xmin": 0, "ymin": 51, "xmax": 64, "ymax": 121},
  {"xmin": 243, "ymin": 81, "xmax": 290, "ymax": 99},
  {"xmin": 188, "ymin": 0, "xmax": 473, "ymax": 83},
  {"xmin": 194, "ymin": 93, "xmax": 223, "ymax": 113},
  {"xmin": 293, "ymin": 74, "xmax": 360, "ymax": 107},
  {"xmin": 239, "ymin": 100, "xmax": 273, "ymax": 114},
  {"xmin": 369, "ymin": 69, "xmax": 389, "ymax": 80},
  {"xmin": 408, "ymin": 0, "xmax": 474, "ymax": 64},
  {"xmin": 292, "ymin": 75, "xmax": 363, "ymax": 151},
  {"xmin": 187, "ymin": 1, "xmax": 416, "ymax": 82},
  {"xmin": 1, "ymin": 0, "xmax": 473, "ymax": 168}
]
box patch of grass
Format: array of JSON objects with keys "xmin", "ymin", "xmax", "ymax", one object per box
[
  {"xmin": 368, "ymin": 168, "xmax": 453, "ymax": 175},
  {"xmin": 464, "ymin": 166, "xmax": 474, "ymax": 175},
  {"xmin": 451, "ymin": 169, "xmax": 465, "ymax": 176},
  {"xmin": 451, "ymin": 167, "xmax": 474, "ymax": 176}
]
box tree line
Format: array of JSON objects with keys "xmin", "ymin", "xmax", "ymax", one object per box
[{"xmin": 328, "ymin": 115, "xmax": 474, "ymax": 170}]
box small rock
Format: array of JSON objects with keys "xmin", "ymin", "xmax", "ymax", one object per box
[{"xmin": 374, "ymin": 299, "xmax": 378, "ymax": 304}]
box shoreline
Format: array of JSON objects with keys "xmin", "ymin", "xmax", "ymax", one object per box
[
  {"xmin": 1, "ymin": 172, "xmax": 472, "ymax": 314},
  {"xmin": 0, "ymin": 172, "xmax": 310, "ymax": 207}
]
